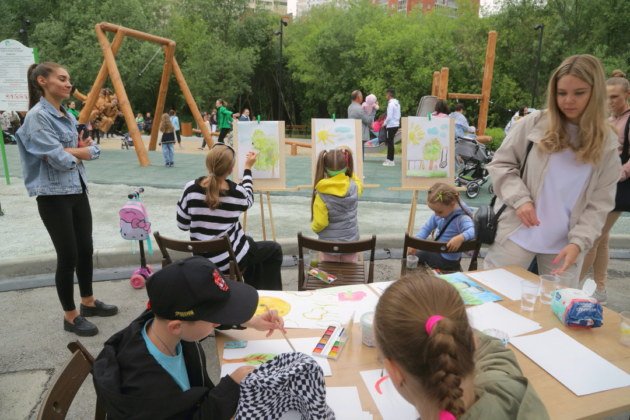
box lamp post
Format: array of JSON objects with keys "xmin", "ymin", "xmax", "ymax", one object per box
[
  {"xmin": 19, "ymin": 17, "xmax": 31, "ymax": 47},
  {"xmin": 531, "ymin": 23, "xmax": 544, "ymax": 108},
  {"xmin": 274, "ymin": 17, "xmax": 288, "ymax": 121}
]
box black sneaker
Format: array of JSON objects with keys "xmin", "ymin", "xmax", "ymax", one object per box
[
  {"xmin": 64, "ymin": 316, "xmax": 98, "ymax": 337},
  {"xmin": 80, "ymin": 300, "xmax": 119, "ymax": 317}
]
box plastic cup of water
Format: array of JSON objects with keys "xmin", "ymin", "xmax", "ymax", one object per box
[
  {"xmin": 555, "ymin": 270, "xmax": 578, "ymax": 289},
  {"xmin": 406, "ymin": 254, "xmax": 419, "ymax": 270},
  {"xmin": 520, "ymin": 281, "xmax": 538, "ymax": 312},
  {"xmin": 539, "ymin": 275, "xmax": 561, "ymax": 305},
  {"xmin": 361, "ymin": 312, "xmax": 375, "ymax": 347},
  {"xmin": 620, "ymin": 311, "xmax": 630, "ymax": 347}
]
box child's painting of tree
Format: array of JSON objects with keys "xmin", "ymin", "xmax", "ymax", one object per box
[
  {"xmin": 233, "ymin": 121, "xmax": 286, "ymax": 189},
  {"xmin": 402, "ymin": 117, "xmax": 455, "ymax": 188}
]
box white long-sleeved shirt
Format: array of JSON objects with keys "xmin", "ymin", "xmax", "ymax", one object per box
[{"xmin": 384, "ymin": 98, "xmax": 400, "ymax": 128}]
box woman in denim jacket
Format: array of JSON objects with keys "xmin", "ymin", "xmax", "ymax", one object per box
[{"xmin": 16, "ymin": 62, "xmax": 117, "ymax": 337}]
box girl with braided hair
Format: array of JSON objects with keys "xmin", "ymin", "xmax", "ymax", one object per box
[
  {"xmin": 311, "ymin": 147, "xmax": 363, "ymax": 262},
  {"xmin": 408, "ymin": 182, "xmax": 475, "ymax": 272},
  {"xmin": 374, "ymin": 271, "xmax": 549, "ymax": 419}
]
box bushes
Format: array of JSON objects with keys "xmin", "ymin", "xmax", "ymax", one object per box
[{"xmin": 484, "ymin": 127, "xmax": 505, "ymax": 151}]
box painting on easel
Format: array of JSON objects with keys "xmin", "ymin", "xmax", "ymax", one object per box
[
  {"xmin": 311, "ymin": 118, "xmax": 363, "ymax": 180},
  {"xmin": 233, "ymin": 121, "xmax": 286, "ymax": 189},
  {"xmin": 401, "ymin": 116, "xmax": 455, "ymax": 188}
]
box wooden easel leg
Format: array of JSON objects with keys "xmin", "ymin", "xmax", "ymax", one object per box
[
  {"xmin": 266, "ymin": 192, "xmax": 276, "ymax": 242},
  {"xmin": 242, "ymin": 211, "xmax": 247, "ymax": 232},
  {"xmin": 407, "ymin": 190, "xmax": 419, "ymax": 235},
  {"xmin": 259, "ymin": 192, "xmax": 267, "ymax": 240}
]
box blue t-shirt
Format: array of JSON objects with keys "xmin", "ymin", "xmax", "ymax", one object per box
[{"xmin": 142, "ymin": 320, "xmax": 190, "ymax": 391}]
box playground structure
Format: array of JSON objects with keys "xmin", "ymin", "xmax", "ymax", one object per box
[
  {"xmin": 431, "ymin": 30, "xmax": 497, "ymax": 141},
  {"xmin": 76, "ymin": 23, "xmax": 213, "ymax": 166}
]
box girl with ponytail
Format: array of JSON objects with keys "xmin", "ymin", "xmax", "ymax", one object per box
[
  {"xmin": 176, "ymin": 143, "xmax": 283, "ymax": 290},
  {"xmin": 16, "ymin": 62, "xmax": 117, "ymax": 337},
  {"xmin": 311, "ymin": 147, "xmax": 363, "ymax": 262},
  {"xmin": 374, "ymin": 271, "xmax": 549, "ymax": 419}
]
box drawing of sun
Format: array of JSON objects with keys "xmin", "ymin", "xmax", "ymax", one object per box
[
  {"xmin": 255, "ymin": 296, "xmax": 291, "ymax": 317},
  {"xmin": 316, "ymin": 130, "xmax": 336, "ymax": 145},
  {"xmin": 408, "ymin": 124, "xmax": 425, "ymax": 145}
]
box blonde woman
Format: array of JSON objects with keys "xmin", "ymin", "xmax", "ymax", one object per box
[
  {"xmin": 485, "ymin": 55, "xmax": 621, "ymax": 279},
  {"xmin": 159, "ymin": 113, "xmax": 175, "ymax": 167}
]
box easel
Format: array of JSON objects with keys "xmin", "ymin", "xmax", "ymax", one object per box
[
  {"xmin": 431, "ymin": 30, "xmax": 497, "ymax": 138},
  {"xmin": 76, "ymin": 22, "xmax": 213, "ymax": 166},
  {"xmin": 0, "ymin": 130, "xmax": 7, "ymax": 216},
  {"xmin": 233, "ymin": 121, "xmax": 290, "ymax": 242}
]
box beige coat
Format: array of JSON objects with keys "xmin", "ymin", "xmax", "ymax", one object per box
[{"xmin": 487, "ymin": 110, "xmax": 621, "ymax": 253}]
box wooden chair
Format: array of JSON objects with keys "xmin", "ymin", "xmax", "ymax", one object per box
[
  {"xmin": 37, "ymin": 341, "xmax": 105, "ymax": 420},
  {"xmin": 401, "ymin": 233, "xmax": 481, "ymax": 276},
  {"xmin": 297, "ymin": 232, "xmax": 376, "ymax": 291},
  {"xmin": 153, "ymin": 231, "xmax": 243, "ymax": 282}
]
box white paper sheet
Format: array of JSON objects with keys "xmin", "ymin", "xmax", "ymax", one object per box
[
  {"xmin": 221, "ymin": 337, "xmax": 332, "ymax": 377},
  {"xmin": 326, "ymin": 387, "xmax": 372, "ymax": 419},
  {"xmin": 310, "ymin": 284, "xmax": 379, "ymax": 322},
  {"xmin": 256, "ymin": 290, "xmax": 356, "ymax": 329},
  {"xmin": 466, "ymin": 302, "xmax": 542, "ymax": 338},
  {"xmin": 467, "ymin": 268, "xmax": 537, "ymax": 300},
  {"xmin": 510, "ymin": 328, "xmax": 630, "ymax": 396},
  {"xmin": 368, "ymin": 281, "xmax": 395, "ymax": 296},
  {"xmin": 360, "ymin": 369, "xmax": 418, "ymax": 420}
]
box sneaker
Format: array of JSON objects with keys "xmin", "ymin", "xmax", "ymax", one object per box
[
  {"xmin": 382, "ymin": 159, "xmax": 395, "ymax": 166},
  {"xmin": 64, "ymin": 316, "xmax": 98, "ymax": 337},
  {"xmin": 591, "ymin": 289, "xmax": 607, "ymax": 305}
]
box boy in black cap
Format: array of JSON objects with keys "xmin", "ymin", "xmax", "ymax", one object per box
[{"xmin": 93, "ymin": 256, "xmax": 285, "ymax": 419}]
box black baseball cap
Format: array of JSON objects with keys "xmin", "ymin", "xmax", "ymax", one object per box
[{"xmin": 146, "ymin": 256, "xmax": 258, "ymax": 325}]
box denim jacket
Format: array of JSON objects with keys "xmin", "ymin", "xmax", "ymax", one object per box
[{"xmin": 16, "ymin": 97, "xmax": 100, "ymax": 197}]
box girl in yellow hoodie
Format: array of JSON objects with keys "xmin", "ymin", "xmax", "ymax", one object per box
[{"xmin": 311, "ymin": 147, "xmax": 363, "ymax": 262}]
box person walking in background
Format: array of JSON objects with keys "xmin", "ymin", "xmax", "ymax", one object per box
[
  {"xmin": 67, "ymin": 101, "xmax": 79, "ymax": 119},
  {"xmin": 16, "ymin": 62, "xmax": 117, "ymax": 337},
  {"xmin": 177, "ymin": 144, "xmax": 283, "ymax": 290},
  {"xmin": 383, "ymin": 88, "xmax": 400, "ymax": 166},
  {"xmin": 347, "ymin": 90, "xmax": 374, "ymax": 159},
  {"xmin": 143, "ymin": 112, "xmax": 152, "ymax": 134},
  {"xmin": 159, "ymin": 113, "xmax": 176, "ymax": 167},
  {"xmin": 169, "ymin": 109, "xmax": 182, "ymax": 149},
  {"xmin": 484, "ymin": 55, "xmax": 621, "ymax": 279},
  {"xmin": 216, "ymin": 99, "xmax": 240, "ymax": 144},
  {"xmin": 579, "ymin": 70, "xmax": 630, "ymax": 304},
  {"xmin": 239, "ymin": 108, "xmax": 251, "ymax": 121},
  {"xmin": 135, "ymin": 112, "xmax": 144, "ymax": 132}
]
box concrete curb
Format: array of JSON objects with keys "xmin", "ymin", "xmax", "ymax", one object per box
[{"xmin": 2, "ymin": 234, "xmax": 630, "ymax": 280}]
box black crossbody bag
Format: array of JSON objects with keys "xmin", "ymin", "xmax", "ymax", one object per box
[{"xmin": 474, "ymin": 141, "xmax": 534, "ymax": 244}]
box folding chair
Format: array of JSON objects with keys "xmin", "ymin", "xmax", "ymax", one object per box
[
  {"xmin": 153, "ymin": 231, "xmax": 243, "ymax": 282},
  {"xmin": 297, "ymin": 232, "xmax": 376, "ymax": 291},
  {"xmin": 37, "ymin": 341, "xmax": 105, "ymax": 420},
  {"xmin": 401, "ymin": 233, "xmax": 481, "ymax": 275}
]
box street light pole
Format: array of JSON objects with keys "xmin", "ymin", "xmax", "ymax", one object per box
[
  {"xmin": 276, "ymin": 18, "xmax": 288, "ymax": 121},
  {"xmin": 531, "ymin": 23, "xmax": 544, "ymax": 109}
]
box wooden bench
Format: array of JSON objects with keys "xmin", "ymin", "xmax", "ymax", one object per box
[{"xmin": 285, "ymin": 140, "xmax": 311, "ymax": 156}]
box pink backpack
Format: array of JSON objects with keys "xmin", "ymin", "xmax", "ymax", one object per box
[{"xmin": 119, "ymin": 200, "xmax": 151, "ymax": 241}]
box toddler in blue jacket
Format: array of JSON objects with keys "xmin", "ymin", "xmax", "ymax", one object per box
[{"xmin": 409, "ymin": 182, "xmax": 476, "ymax": 271}]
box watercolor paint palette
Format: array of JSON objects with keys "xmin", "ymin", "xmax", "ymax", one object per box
[{"xmin": 312, "ymin": 325, "xmax": 348, "ymax": 360}]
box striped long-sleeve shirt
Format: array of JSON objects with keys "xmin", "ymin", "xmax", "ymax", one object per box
[{"xmin": 177, "ymin": 170, "xmax": 254, "ymax": 271}]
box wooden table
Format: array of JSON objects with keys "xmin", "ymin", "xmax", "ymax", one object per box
[{"xmin": 215, "ymin": 266, "xmax": 630, "ymax": 420}]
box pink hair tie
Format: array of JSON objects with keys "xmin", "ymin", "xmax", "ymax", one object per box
[
  {"xmin": 425, "ymin": 315, "xmax": 444, "ymax": 335},
  {"xmin": 439, "ymin": 410, "xmax": 456, "ymax": 420}
]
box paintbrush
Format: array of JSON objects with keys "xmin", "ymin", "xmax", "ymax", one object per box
[{"xmin": 262, "ymin": 304, "xmax": 296, "ymax": 352}]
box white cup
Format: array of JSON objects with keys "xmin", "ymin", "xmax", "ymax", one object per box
[
  {"xmin": 539, "ymin": 275, "xmax": 561, "ymax": 305},
  {"xmin": 406, "ymin": 254, "xmax": 419, "ymax": 270},
  {"xmin": 520, "ymin": 281, "xmax": 539, "ymax": 312}
]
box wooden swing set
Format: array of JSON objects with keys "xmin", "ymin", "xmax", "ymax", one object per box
[
  {"xmin": 76, "ymin": 22, "xmax": 213, "ymax": 166},
  {"xmin": 431, "ymin": 30, "xmax": 497, "ymax": 143}
]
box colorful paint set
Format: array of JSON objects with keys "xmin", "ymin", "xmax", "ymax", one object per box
[{"xmin": 312, "ymin": 325, "xmax": 348, "ymax": 360}]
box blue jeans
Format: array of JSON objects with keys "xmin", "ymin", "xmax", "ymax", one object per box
[{"xmin": 162, "ymin": 142, "xmax": 174, "ymax": 165}]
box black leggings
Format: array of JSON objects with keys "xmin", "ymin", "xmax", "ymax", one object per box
[
  {"xmin": 386, "ymin": 127, "xmax": 397, "ymax": 161},
  {"xmin": 37, "ymin": 193, "xmax": 94, "ymax": 311},
  {"xmin": 240, "ymin": 237, "xmax": 283, "ymax": 290},
  {"xmin": 217, "ymin": 128, "xmax": 231, "ymax": 143},
  {"xmin": 175, "ymin": 130, "xmax": 182, "ymax": 144}
]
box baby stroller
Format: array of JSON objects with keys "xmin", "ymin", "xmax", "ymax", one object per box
[
  {"xmin": 454, "ymin": 135, "xmax": 494, "ymax": 198},
  {"xmin": 120, "ymin": 132, "xmax": 134, "ymax": 149}
]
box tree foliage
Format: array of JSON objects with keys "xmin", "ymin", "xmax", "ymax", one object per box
[{"xmin": 1, "ymin": 0, "xmax": 627, "ymax": 128}]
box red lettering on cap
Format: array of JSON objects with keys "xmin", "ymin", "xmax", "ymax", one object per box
[{"xmin": 213, "ymin": 269, "xmax": 229, "ymax": 292}]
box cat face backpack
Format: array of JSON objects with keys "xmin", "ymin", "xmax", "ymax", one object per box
[{"xmin": 119, "ymin": 188, "xmax": 153, "ymax": 288}]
